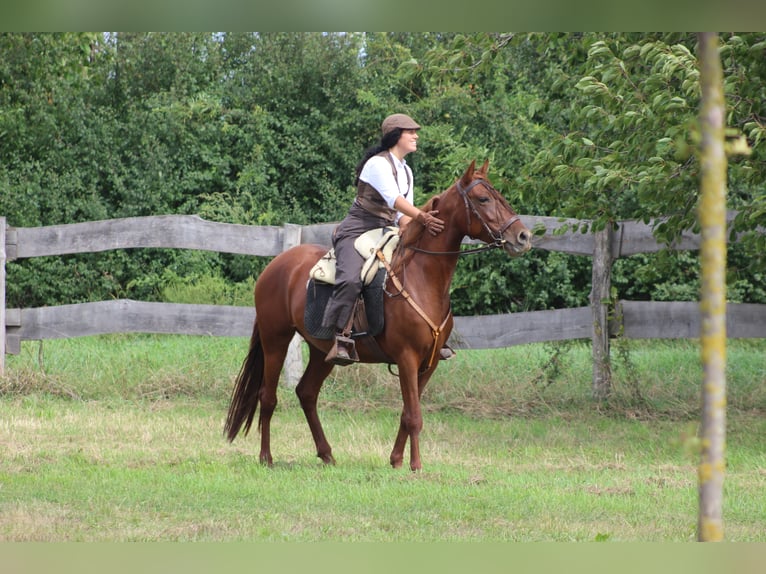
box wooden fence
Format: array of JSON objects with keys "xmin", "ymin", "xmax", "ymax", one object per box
[{"xmin": 2, "ymin": 214, "xmax": 765, "ymax": 394}]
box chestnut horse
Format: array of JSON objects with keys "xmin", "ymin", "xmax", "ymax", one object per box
[{"xmin": 225, "ymin": 160, "xmax": 531, "ymax": 470}]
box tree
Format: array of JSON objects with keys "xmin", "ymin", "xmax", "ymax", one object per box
[{"xmin": 696, "ymin": 31, "xmax": 729, "ymax": 543}]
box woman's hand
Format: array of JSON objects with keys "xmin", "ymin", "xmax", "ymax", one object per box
[{"xmin": 416, "ymin": 210, "xmax": 445, "ymax": 235}]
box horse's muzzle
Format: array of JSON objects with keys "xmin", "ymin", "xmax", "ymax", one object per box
[{"xmin": 503, "ymin": 226, "xmax": 532, "ymax": 256}]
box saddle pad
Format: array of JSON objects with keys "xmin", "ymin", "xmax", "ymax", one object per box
[
  {"xmin": 309, "ymin": 226, "xmax": 399, "ymax": 286},
  {"xmin": 304, "ymin": 267, "xmax": 387, "ymax": 340}
]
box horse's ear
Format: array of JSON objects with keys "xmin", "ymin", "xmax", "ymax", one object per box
[
  {"xmin": 461, "ymin": 160, "xmax": 477, "ymax": 185},
  {"xmin": 479, "ymin": 159, "xmax": 490, "ymax": 175}
]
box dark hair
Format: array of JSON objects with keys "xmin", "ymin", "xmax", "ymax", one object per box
[{"xmin": 354, "ymin": 128, "xmax": 403, "ymax": 184}]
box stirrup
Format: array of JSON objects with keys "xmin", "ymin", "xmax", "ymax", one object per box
[{"xmin": 325, "ymin": 334, "xmax": 359, "ymax": 366}]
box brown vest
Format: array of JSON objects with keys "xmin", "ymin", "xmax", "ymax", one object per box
[{"xmin": 353, "ymin": 151, "xmax": 411, "ymax": 224}]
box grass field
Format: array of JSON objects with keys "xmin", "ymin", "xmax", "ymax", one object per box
[{"xmin": 1, "ymin": 335, "xmax": 765, "ymax": 541}]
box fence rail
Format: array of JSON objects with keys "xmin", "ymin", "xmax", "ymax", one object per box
[
  {"xmin": 2, "ymin": 214, "xmax": 765, "ymax": 391},
  {"xmin": 7, "ymin": 298, "xmax": 765, "ymax": 354}
]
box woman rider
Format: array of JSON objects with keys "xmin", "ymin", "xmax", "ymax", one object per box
[{"xmin": 321, "ymin": 113, "xmax": 446, "ymax": 365}]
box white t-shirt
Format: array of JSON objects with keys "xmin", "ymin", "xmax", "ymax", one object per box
[{"xmin": 358, "ymin": 153, "xmax": 414, "ymax": 221}]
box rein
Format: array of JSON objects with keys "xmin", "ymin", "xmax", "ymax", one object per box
[
  {"xmin": 405, "ymin": 240, "xmax": 505, "ymax": 256},
  {"xmin": 405, "ymin": 177, "xmax": 520, "ymax": 256}
]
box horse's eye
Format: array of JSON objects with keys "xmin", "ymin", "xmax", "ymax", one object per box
[{"xmin": 477, "ymin": 196, "xmax": 490, "ymax": 204}]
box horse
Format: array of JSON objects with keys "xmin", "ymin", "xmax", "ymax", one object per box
[{"xmin": 224, "ymin": 160, "xmax": 532, "ymax": 471}]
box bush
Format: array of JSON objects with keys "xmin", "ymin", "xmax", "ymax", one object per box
[{"xmin": 160, "ymin": 273, "xmax": 254, "ymax": 307}]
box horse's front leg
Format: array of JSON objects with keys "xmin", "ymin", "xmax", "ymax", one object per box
[
  {"xmin": 390, "ymin": 361, "xmax": 425, "ymax": 471},
  {"xmin": 389, "ymin": 424, "xmax": 409, "ymax": 469}
]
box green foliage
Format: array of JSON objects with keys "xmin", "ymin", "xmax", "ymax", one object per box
[
  {"xmin": 525, "ymin": 33, "xmax": 764, "ymax": 247},
  {"xmin": 2, "ymin": 32, "xmax": 765, "ymax": 311},
  {"xmin": 451, "ymin": 249, "xmax": 591, "ymax": 314},
  {"xmin": 529, "ymin": 35, "xmax": 701, "ymax": 234},
  {"xmin": 614, "ymin": 251, "xmax": 701, "ymax": 302},
  {"xmin": 161, "ymin": 273, "xmax": 254, "ymax": 307}
]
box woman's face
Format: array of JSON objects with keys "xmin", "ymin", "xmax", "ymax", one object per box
[{"xmin": 393, "ymin": 129, "xmax": 419, "ymax": 158}]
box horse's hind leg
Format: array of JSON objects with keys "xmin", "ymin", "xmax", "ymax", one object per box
[
  {"xmin": 258, "ymin": 334, "xmax": 292, "ymax": 466},
  {"xmin": 295, "ymin": 344, "xmax": 336, "ymax": 464}
]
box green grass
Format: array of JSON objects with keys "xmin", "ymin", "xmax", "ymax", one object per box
[{"xmin": 1, "ymin": 335, "xmax": 765, "ymax": 541}]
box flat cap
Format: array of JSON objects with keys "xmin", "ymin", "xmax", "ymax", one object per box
[{"xmin": 381, "ymin": 113, "xmax": 421, "ymax": 136}]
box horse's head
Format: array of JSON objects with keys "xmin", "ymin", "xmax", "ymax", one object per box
[{"xmin": 443, "ymin": 160, "xmax": 532, "ymax": 256}]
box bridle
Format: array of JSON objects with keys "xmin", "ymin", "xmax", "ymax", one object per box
[
  {"xmin": 379, "ymin": 175, "xmax": 521, "ymax": 373},
  {"xmin": 406, "ymin": 177, "xmax": 520, "ymax": 256}
]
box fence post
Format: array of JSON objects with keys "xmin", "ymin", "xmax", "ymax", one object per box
[
  {"xmin": 590, "ymin": 225, "xmax": 613, "ymax": 400},
  {"xmin": 1, "ymin": 217, "xmax": 6, "ymax": 376},
  {"xmin": 282, "ymin": 223, "xmax": 304, "ymax": 388}
]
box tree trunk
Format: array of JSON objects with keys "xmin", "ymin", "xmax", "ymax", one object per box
[{"xmin": 696, "ymin": 31, "xmax": 727, "ymax": 543}]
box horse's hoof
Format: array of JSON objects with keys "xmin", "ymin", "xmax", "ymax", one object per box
[{"xmin": 318, "ymin": 453, "xmax": 336, "ymax": 465}]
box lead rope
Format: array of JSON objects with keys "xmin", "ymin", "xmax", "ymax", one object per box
[{"xmin": 376, "ymin": 250, "xmax": 451, "ymax": 372}]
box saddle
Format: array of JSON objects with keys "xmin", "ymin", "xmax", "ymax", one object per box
[
  {"xmin": 304, "ymin": 227, "xmax": 399, "ymax": 341},
  {"xmin": 308, "ymin": 226, "xmax": 399, "ymax": 286}
]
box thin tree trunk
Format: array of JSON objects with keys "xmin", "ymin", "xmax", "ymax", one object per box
[{"xmin": 696, "ymin": 31, "xmax": 727, "ymax": 543}]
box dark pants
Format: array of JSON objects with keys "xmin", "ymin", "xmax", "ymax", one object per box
[{"xmin": 321, "ymin": 204, "xmax": 391, "ymax": 332}]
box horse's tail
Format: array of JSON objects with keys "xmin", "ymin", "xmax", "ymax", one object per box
[{"xmin": 224, "ymin": 319, "xmax": 265, "ymax": 442}]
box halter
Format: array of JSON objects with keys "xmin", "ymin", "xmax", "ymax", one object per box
[{"xmin": 407, "ymin": 177, "xmax": 520, "ymax": 256}]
